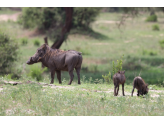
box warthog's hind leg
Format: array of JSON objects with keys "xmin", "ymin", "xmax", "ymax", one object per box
[
  {"xmin": 122, "ymin": 83, "xmax": 125, "ymax": 96},
  {"xmin": 75, "ymin": 67, "xmax": 81, "ymax": 84},
  {"xmin": 116, "ymin": 85, "xmax": 119, "ymax": 96},
  {"xmin": 68, "ymin": 70, "xmax": 74, "ymax": 85},
  {"xmin": 131, "ymin": 87, "xmax": 134, "ymax": 97}
]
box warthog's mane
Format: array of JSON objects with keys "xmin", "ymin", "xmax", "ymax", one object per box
[{"xmin": 41, "ymin": 44, "xmax": 67, "ymax": 60}]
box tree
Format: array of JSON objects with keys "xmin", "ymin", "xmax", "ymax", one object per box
[
  {"xmin": 0, "ymin": 30, "xmax": 19, "ymax": 75},
  {"xmin": 18, "ymin": 7, "xmax": 101, "ymax": 49}
]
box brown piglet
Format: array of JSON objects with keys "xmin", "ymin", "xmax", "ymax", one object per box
[{"xmin": 113, "ymin": 71, "xmax": 126, "ymax": 96}]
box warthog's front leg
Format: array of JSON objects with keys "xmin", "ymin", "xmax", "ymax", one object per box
[
  {"xmin": 68, "ymin": 70, "xmax": 74, "ymax": 85},
  {"xmin": 137, "ymin": 90, "xmax": 139, "ymax": 96},
  {"xmin": 50, "ymin": 70, "xmax": 55, "ymax": 84},
  {"xmin": 56, "ymin": 70, "xmax": 62, "ymax": 84}
]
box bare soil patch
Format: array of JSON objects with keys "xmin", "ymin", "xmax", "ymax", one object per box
[
  {"xmin": 0, "ymin": 12, "xmax": 21, "ymax": 22},
  {"xmin": 95, "ymin": 20, "xmax": 119, "ymax": 24}
]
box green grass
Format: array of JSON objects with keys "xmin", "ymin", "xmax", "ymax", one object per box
[{"xmin": 0, "ymin": 79, "xmax": 164, "ymax": 116}]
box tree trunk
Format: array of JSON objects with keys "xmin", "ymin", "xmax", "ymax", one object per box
[{"xmin": 51, "ymin": 7, "xmax": 73, "ymax": 49}]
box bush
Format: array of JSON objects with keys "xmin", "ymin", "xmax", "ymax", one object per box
[
  {"xmin": 142, "ymin": 49, "xmax": 158, "ymax": 56},
  {"xmin": 73, "ymin": 7, "xmax": 101, "ymax": 28},
  {"xmin": 102, "ymin": 72, "xmax": 112, "ymax": 84},
  {"xmin": 102, "ymin": 55, "xmax": 124, "ymax": 84},
  {"xmin": 152, "ymin": 24, "xmax": 160, "ymax": 31},
  {"xmin": 21, "ymin": 37, "xmax": 28, "ymax": 45},
  {"xmin": 112, "ymin": 55, "xmax": 124, "ymax": 75},
  {"xmin": 0, "ymin": 30, "xmax": 19, "ymax": 75},
  {"xmin": 159, "ymin": 39, "xmax": 164, "ymax": 49},
  {"xmin": 146, "ymin": 14, "xmax": 157, "ymax": 22},
  {"xmin": 34, "ymin": 39, "xmax": 40, "ymax": 46},
  {"xmin": 28, "ymin": 66, "xmax": 47, "ymax": 81}
]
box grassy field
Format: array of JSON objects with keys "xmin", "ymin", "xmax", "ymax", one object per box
[
  {"xmin": 1, "ymin": 9, "xmax": 164, "ymax": 116},
  {"xmin": 0, "ymin": 76, "xmax": 164, "ymax": 116}
]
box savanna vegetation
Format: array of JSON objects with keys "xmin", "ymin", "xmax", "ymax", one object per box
[{"xmin": 0, "ymin": 7, "xmax": 164, "ymax": 116}]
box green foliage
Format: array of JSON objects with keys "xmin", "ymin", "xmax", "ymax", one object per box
[
  {"xmin": 142, "ymin": 49, "xmax": 158, "ymax": 56},
  {"xmin": 33, "ymin": 39, "xmax": 40, "ymax": 46},
  {"xmin": 73, "ymin": 7, "xmax": 101, "ymax": 28},
  {"xmin": 159, "ymin": 39, "xmax": 164, "ymax": 49},
  {"xmin": 102, "ymin": 72, "xmax": 112, "ymax": 84},
  {"xmin": 146, "ymin": 14, "xmax": 157, "ymax": 22},
  {"xmin": 152, "ymin": 24, "xmax": 160, "ymax": 31},
  {"xmin": 0, "ymin": 30, "xmax": 19, "ymax": 75},
  {"xmin": 112, "ymin": 55, "xmax": 124, "ymax": 75},
  {"xmin": 28, "ymin": 66, "xmax": 47, "ymax": 81},
  {"xmin": 18, "ymin": 7, "xmax": 101, "ymax": 42},
  {"xmin": 21, "ymin": 37, "xmax": 28, "ymax": 45}
]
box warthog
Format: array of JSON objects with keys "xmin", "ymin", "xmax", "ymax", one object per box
[
  {"xmin": 113, "ymin": 71, "xmax": 126, "ymax": 96},
  {"xmin": 26, "ymin": 44, "xmax": 83, "ymax": 85},
  {"xmin": 131, "ymin": 76, "xmax": 148, "ymax": 97}
]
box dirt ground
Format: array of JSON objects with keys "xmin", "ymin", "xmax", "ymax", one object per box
[
  {"xmin": 1, "ymin": 80, "xmax": 163, "ymax": 98},
  {"xmin": 0, "ymin": 12, "xmax": 21, "ymax": 21}
]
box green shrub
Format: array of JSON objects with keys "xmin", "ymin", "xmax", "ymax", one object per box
[
  {"xmin": 102, "ymin": 72, "xmax": 112, "ymax": 84},
  {"xmin": 21, "ymin": 37, "xmax": 28, "ymax": 45},
  {"xmin": 146, "ymin": 14, "xmax": 157, "ymax": 22},
  {"xmin": 102, "ymin": 55, "xmax": 123, "ymax": 84},
  {"xmin": 112, "ymin": 55, "xmax": 124, "ymax": 75},
  {"xmin": 159, "ymin": 39, "xmax": 164, "ymax": 49},
  {"xmin": 33, "ymin": 39, "xmax": 40, "ymax": 46},
  {"xmin": 28, "ymin": 66, "xmax": 47, "ymax": 81},
  {"xmin": 142, "ymin": 49, "xmax": 157, "ymax": 56},
  {"xmin": 0, "ymin": 30, "xmax": 19, "ymax": 75},
  {"xmin": 152, "ymin": 24, "xmax": 160, "ymax": 31}
]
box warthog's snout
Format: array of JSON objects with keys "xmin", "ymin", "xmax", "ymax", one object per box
[{"xmin": 26, "ymin": 57, "xmax": 33, "ymax": 65}]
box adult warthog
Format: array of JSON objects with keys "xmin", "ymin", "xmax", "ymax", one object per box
[{"xmin": 26, "ymin": 44, "xmax": 83, "ymax": 85}]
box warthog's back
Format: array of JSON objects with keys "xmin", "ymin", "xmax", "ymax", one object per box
[
  {"xmin": 133, "ymin": 76, "xmax": 145, "ymax": 90},
  {"xmin": 113, "ymin": 73, "xmax": 125, "ymax": 84}
]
